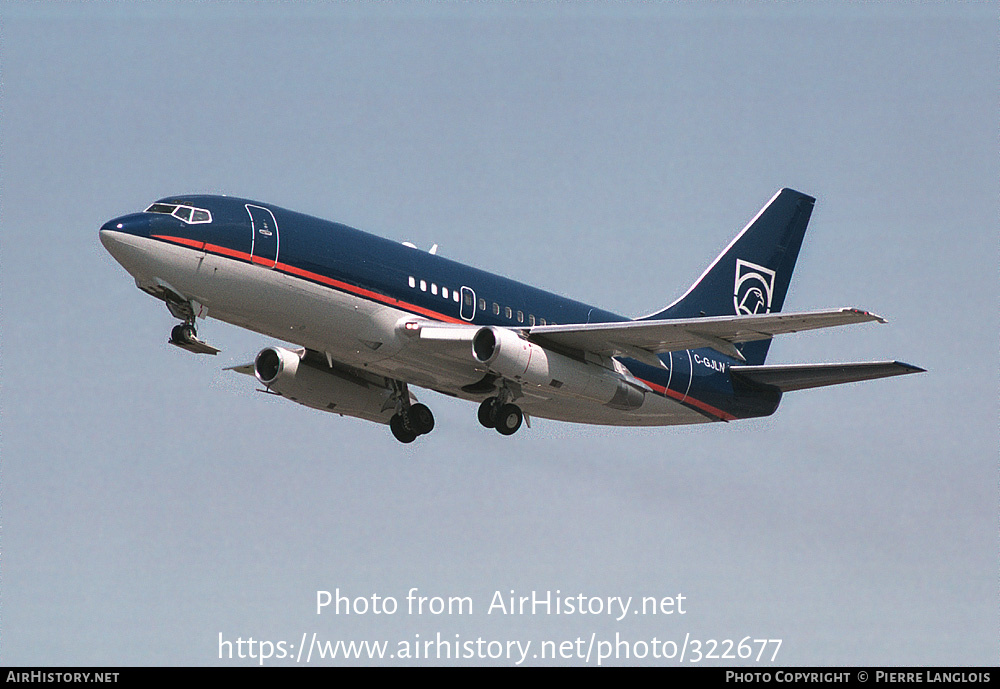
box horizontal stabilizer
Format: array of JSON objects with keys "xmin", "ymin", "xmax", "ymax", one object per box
[{"xmin": 730, "ymin": 361, "xmax": 925, "ymax": 392}]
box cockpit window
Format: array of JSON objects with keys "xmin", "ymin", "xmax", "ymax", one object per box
[{"xmin": 144, "ymin": 202, "xmax": 213, "ymax": 224}]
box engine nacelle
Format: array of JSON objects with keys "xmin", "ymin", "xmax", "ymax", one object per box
[
  {"xmin": 254, "ymin": 347, "xmax": 395, "ymax": 423},
  {"xmin": 471, "ymin": 327, "xmax": 645, "ymax": 410}
]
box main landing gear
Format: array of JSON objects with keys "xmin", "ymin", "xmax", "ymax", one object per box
[
  {"xmin": 387, "ymin": 380, "xmax": 435, "ymax": 444},
  {"xmin": 477, "ymin": 396, "xmax": 524, "ymax": 436},
  {"xmin": 389, "ymin": 403, "xmax": 435, "ymax": 444},
  {"xmin": 384, "ymin": 381, "xmax": 524, "ymax": 443}
]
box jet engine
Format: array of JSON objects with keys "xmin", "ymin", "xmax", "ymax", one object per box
[
  {"xmin": 471, "ymin": 327, "xmax": 646, "ymax": 411},
  {"xmin": 253, "ymin": 346, "xmax": 396, "ymax": 423}
]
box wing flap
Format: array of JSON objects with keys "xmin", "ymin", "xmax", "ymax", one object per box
[
  {"xmin": 528, "ymin": 308, "xmax": 884, "ymax": 360},
  {"xmin": 730, "ymin": 361, "xmax": 925, "ymax": 392}
]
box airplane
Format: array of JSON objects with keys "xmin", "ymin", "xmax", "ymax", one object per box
[{"xmin": 99, "ymin": 188, "xmax": 923, "ymax": 443}]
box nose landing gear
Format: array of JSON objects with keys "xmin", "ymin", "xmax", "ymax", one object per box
[
  {"xmin": 170, "ymin": 323, "xmax": 196, "ymax": 346},
  {"xmin": 150, "ymin": 284, "xmax": 219, "ymax": 355},
  {"xmin": 168, "ymin": 319, "xmax": 220, "ymax": 355}
]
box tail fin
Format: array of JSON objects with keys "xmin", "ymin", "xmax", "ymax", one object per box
[{"xmin": 643, "ymin": 188, "xmax": 815, "ymax": 365}]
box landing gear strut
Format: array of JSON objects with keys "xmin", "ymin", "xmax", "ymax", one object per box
[{"xmin": 387, "ymin": 380, "xmax": 435, "ymax": 443}]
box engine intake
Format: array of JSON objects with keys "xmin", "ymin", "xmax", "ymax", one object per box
[{"xmin": 255, "ymin": 347, "xmax": 294, "ymax": 386}]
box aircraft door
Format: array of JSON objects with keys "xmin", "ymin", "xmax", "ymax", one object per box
[
  {"xmin": 668, "ymin": 350, "xmax": 693, "ymax": 403},
  {"xmin": 460, "ymin": 286, "xmax": 476, "ymax": 321},
  {"xmin": 246, "ymin": 204, "xmax": 279, "ymax": 269}
]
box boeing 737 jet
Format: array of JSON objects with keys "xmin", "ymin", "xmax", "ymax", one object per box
[{"xmin": 100, "ymin": 188, "xmax": 923, "ymax": 443}]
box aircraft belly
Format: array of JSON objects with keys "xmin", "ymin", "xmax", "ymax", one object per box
[
  {"xmin": 351, "ymin": 324, "xmax": 489, "ymax": 390},
  {"xmin": 255, "ymin": 283, "xmax": 488, "ymax": 388},
  {"xmin": 124, "ymin": 237, "xmax": 489, "ymax": 385},
  {"xmin": 121, "ymin": 236, "xmax": 725, "ymax": 426},
  {"xmin": 116, "ymin": 236, "xmax": 360, "ymax": 362},
  {"xmin": 519, "ymin": 387, "xmax": 712, "ymax": 426}
]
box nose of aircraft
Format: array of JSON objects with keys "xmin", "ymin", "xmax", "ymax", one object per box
[
  {"xmin": 99, "ymin": 213, "xmax": 151, "ymax": 269},
  {"xmin": 98, "ymin": 220, "xmax": 120, "ymax": 247}
]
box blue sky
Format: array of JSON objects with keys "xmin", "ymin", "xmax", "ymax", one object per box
[{"xmin": 2, "ymin": 2, "xmax": 995, "ymax": 665}]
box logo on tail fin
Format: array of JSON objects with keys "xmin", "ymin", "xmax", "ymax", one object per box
[{"xmin": 734, "ymin": 259, "xmax": 776, "ymax": 315}]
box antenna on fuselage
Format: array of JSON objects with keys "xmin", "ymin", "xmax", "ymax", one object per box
[{"xmin": 402, "ymin": 241, "xmax": 440, "ymax": 255}]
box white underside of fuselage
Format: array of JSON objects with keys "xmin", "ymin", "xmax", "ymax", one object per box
[{"xmin": 102, "ymin": 231, "xmax": 712, "ymax": 427}]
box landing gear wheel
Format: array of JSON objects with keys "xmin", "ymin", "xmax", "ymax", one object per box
[
  {"xmin": 408, "ymin": 403, "xmax": 435, "ymax": 435},
  {"xmin": 495, "ymin": 403, "xmax": 523, "ymax": 436},
  {"xmin": 390, "ymin": 413, "xmax": 417, "ymax": 444},
  {"xmin": 171, "ymin": 323, "xmax": 195, "ymax": 345},
  {"xmin": 478, "ymin": 397, "xmax": 500, "ymax": 428},
  {"xmin": 166, "ymin": 320, "xmax": 219, "ymax": 355}
]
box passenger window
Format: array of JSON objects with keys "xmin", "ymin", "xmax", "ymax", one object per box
[
  {"xmin": 442, "ymin": 287, "xmax": 448, "ymax": 299},
  {"xmin": 539, "ymin": 318, "xmax": 547, "ymax": 326},
  {"xmin": 408, "ymin": 276, "xmax": 416, "ymax": 288},
  {"xmin": 453, "ymin": 292, "xmax": 460, "ymax": 303},
  {"xmin": 504, "ymin": 306, "xmax": 512, "ymax": 319},
  {"xmin": 492, "ymin": 303, "xmax": 500, "ymax": 315},
  {"xmin": 478, "ymin": 298, "xmax": 486, "ymax": 311},
  {"xmin": 516, "ymin": 310, "xmax": 524, "ymax": 323},
  {"xmin": 431, "ymin": 283, "xmax": 438, "ymax": 295},
  {"xmin": 420, "ymin": 280, "xmax": 427, "ymax": 292},
  {"xmin": 528, "ymin": 314, "xmax": 535, "ymax": 326}
]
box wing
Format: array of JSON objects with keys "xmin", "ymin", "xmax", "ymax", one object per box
[{"xmin": 526, "ymin": 308, "xmax": 885, "ymax": 366}]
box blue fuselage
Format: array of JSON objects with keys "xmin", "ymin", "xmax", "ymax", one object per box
[{"xmin": 101, "ymin": 194, "xmax": 781, "ymax": 424}]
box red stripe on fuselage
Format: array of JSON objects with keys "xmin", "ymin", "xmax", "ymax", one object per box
[
  {"xmin": 153, "ymin": 233, "xmax": 736, "ymax": 420},
  {"xmin": 636, "ymin": 377, "xmax": 736, "ymax": 422},
  {"xmin": 158, "ymin": 235, "xmax": 205, "ymax": 251},
  {"xmin": 152, "ymin": 234, "xmax": 467, "ymax": 324}
]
